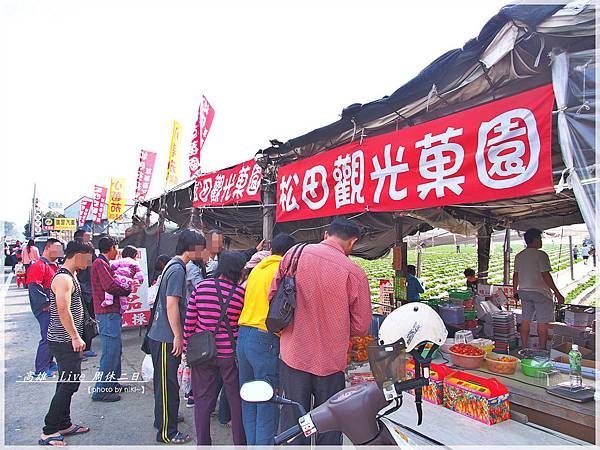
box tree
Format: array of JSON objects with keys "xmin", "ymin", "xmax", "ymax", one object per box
[
  {"xmin": 3, "ymin": 221, "xmax": 17, "ymax": 238},
  {"xmin": 24, "ymin": 222, "xmax": 31, "ymax": 238}
]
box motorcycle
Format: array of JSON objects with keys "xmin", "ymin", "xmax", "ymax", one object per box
[{"xmin": 241, "ymin": 342, "xmax": 440, "ymax": 446}]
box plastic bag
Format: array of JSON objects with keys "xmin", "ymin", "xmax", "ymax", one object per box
[
  {"xmin": 141, "ymin": 354, "xmax": 153, "ymax": 381},
  {"xmin": 177, "ymin": 362, "xmax": 192, "ymax": 394}
]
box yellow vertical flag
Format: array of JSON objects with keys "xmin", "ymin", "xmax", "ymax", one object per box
[
  {"xmin": 165, "ymin": 120, "xmax": 182, "ymax": 189},
  {"xmin": 108, "ymin": 177, "xmax": 126, "ymax": 221}
]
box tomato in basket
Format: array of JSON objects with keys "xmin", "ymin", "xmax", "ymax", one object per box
[{"xmin": 449, "ymin": 343, "xmax": 484, "ymax": 356}]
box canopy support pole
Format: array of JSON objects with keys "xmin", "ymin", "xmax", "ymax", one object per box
[
  {"xmin": 262, "ymin": 187, "xmax": 276, "ymax": 251},
  {"xmin": 477, "ymin": 221, "xmax": 492, "ymax": 284},
  {"xmin": 190, "ymin": 207, "xmax": 202, "ymax": 230},
  {"xmin": 569, "ymin": 235, "xmax": 575, "ymax": 280},
  {"xmin": 416, "ymin": 231, "xmax": 422, "ymax": 278},
  {"xmin": 503, "ymin": 224, "xmax": 511, "ymax": 285},
  {"xmin": 393, "ymin": 213, "xmax": 408, "ymax": 307}
]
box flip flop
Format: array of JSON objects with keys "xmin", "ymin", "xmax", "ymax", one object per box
[
  {"xmin": 59, "ymin": 424, "xmax": 90, "ymax": 436},
  {"xmin": 169, "ymin": 432, "xmax": 192, "ymax": 445},
  {"xmin": 38, "ymin": 435, "xmax": 65, "ymax": 446}
]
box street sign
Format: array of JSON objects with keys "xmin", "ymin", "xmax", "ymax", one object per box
[{"xmin": 48, "ymin": 202, "xmax": 63, "ymax": 210}]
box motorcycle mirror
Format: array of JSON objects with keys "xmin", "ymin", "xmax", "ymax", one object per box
[{"xmin": 240, "ymin": 381, "xmax": 274, "ymax": 403}]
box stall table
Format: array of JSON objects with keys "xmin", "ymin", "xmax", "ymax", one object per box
[
  {"xmin": 444, "ymin": 358, "xmax": 596, "ymax": 443},
  {"xmin": 387, "ymin": 394, "xmax": 588, "ymax": 447}
]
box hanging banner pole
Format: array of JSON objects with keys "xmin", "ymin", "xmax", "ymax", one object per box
[{"xmin": 165, "ymin": 120, "xmax": 182, "ymax": 190}]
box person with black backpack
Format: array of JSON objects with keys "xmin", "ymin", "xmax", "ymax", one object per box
[{"xmin": 183, "ymin": 251, "xmax": 247, "ymax": 446}]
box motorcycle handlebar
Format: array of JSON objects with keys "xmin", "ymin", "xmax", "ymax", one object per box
[
  {"xmin": 274, "ymin": 424, "xmax": 302, "ymax": 445},
  {"xmin": 394, "ymin": 376, "xmax": 429, "ymax": 393}
]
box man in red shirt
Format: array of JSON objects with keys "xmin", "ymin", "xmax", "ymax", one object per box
[
  {"xmin": 90, "ymin": 236, "xmax": 132, "ymax": 402},
  {"xmin": 270, "ymin": 218, "xmax": 372, "ymax": 445},
  {"xmin": 26, "ymin": 238, "xmax": 64, "ymax": 376}
]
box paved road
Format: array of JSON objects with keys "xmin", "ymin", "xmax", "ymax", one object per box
[{"xmin": 1, "ymin": 271, "xmax": 232, "ymax": 446}]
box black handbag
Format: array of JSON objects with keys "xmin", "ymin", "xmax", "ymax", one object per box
[
  {"xmin": 141, "ymin": 259, "xmax": 186, "ymax": 354},
  {"xmin": 83, "ymin": 307, "xmax": 99, "ymax": 341},
  {"xmin": 187, "ymin": 279, "xmax": 236, "ymax": 367},
  {"xmin": 266, "ymin": 243, "xmax": 307, "ymax": 333}
]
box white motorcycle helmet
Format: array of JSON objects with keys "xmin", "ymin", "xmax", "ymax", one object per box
[
  {"xmin": 378, "ymin": 302, "xmax": 447, "ymax": 351},
  {"xmin": 368, "ymin": 303, "xmax": 447, "ymax": 390}
]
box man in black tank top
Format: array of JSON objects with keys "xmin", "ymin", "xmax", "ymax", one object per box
[{"xmin": 39, "ymin": 240, "xmax": 94, "ymax": 446}]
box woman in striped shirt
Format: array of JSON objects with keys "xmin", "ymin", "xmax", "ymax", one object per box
[{"xmin": 183, "ymin": 251, "xmax": 247, "ymax": 446}]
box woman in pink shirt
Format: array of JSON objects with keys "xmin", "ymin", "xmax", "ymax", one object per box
[
  {"xmin": 183, "ymin": 251, "xmax": 247, "ymax": 446},
  {"xmin": 22, "ymin": 239, "xmax": 40, "ymax": 272}
]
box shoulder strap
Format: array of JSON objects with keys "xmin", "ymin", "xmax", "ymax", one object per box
[
  {"xmin": 147, "ymin": 259, "xmax": 186, "ymax": 327},
  {"xmin": 290, "ymin": 243, "xmax": 308, "ymax": 276},
  {"xmin": 282, "ymin": 244, "xmax": 305, "ymax": 277},
  {"xmin": 213, "ymin": 279, "xmax": 237, "ymax": 331},
  {"xmin": 213, "ymin": 279, "xmax": 238, "ymax": 350}
]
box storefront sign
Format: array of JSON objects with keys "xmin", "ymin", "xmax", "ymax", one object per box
[
  {"xmin": 78, "ymin": 199, "xmax": 92, "ymax": 227},
  {"xmin": 276, "ymin": 84, "xmax": 555, "ymax": 222},
  {"xmin": 193, "ymin": 159, "xmax": 262, "ymax": 207},
  {"xmin": 91, "ymin": 185, "xmax": 108, "ymax": 224},
  {"xmin": 42, "ymin": 217, "xmax": 54, "ymax": 231},
  {"xmin": 135, "ymin": 149, "xmax": 157, "ymax": 201},
  {"xmin": 166, "ymin": 120, "xmax": 182, "ymax": 189},
  {"xmin": 107, "ymin": 177, "xmax": 126, "ymax": 221},
  {"xmin": 53, "ymin": 217, "xmax": 77, "ymax": 231},
  {"xmin": 189, "ymin": 95, "xmax": 215, "ymax": 178},
  {"xmin": 121, "ymin": 247, "xmax": 150, "ymax": 327}
]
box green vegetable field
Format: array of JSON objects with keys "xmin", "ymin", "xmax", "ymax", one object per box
[{"xmin": 354, "ymin": 243, "xmax": 573, "ymax": 300}]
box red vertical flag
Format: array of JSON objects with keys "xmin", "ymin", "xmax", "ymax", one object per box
[
  {"xmin": 189, "ymin": 95, "xmax": 215, "ymax": 178},
  {"xmin": 91, "ymin": 185, "xmax": 108, "ymax": 224},
  {"xmin": 135, "ymin": 149, "xmax": 157, "ymax": 201},
  {"xmin": 78, "ymin": 199, "xmax": 93, "ymax": 227}
]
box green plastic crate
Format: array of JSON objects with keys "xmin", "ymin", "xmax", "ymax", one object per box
[{"xmin": 448, "ymin": 289, "xmax": 472, "ymax": 300}]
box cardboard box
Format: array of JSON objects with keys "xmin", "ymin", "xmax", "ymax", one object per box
[
  {"xmin": 550, "ymin": 322, "xmax": 587, "ymax": 340},
  {"xmin": 406, "ymin": 361, "xmax": 454, "ymax": 405},
  {"xmin": 443, "ymin": 371, "xmax": 510, "ymax": 425},
  {"xmin": 565, "ymin": 309, "xmax": 595, "ymax": 327},
  {"xmin": 550, "ymin": 342, "xmax": 594, "ymax": 361}
]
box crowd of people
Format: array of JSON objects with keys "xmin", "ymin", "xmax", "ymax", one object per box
[
  {"xmin": 21, "ymin": 222, "xmax": 588, "ymax": 446},
  {"xmin": 25, "ymin": 218, "xmax": 372, "ymax": 446}
]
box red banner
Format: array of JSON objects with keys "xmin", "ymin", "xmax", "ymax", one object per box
[
  {"xmin": 193, "ymin": 160, "xmax": 262, "ymax": 207},
  {"xmin": 276, "ymin": 84, "xmax": 555, "ymax": 222},
  {"xmin": 189, "ymin": 95, "xmax": 215, "ymax": 178},
  {"xmin": 91, "ymin": 185, "xmax": 108, "ymax": 224},
  {"xmin": 78, "ymin": 199, "xmax": 93, "ymax": 227},
  {"xmin": 135, "ymin": 149, "xmax": 157, "ymax": 201}
]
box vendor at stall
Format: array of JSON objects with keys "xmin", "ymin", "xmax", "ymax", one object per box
[
  {"xmin": 463, "ymin": 268, "xmax": 478, "ymax": 294},
  {"xmin": 406, "ymin": 265, "xmax": 425, "ymax": 302}
]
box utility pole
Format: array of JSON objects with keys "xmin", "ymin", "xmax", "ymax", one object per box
[{"xmin": 30, "ymin": 183, "xmax": 37, "ymax": 239}]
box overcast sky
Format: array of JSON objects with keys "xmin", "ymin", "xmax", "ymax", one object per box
[{"xmin": 0, "ymin": 0, "xmax": 509, "ymax": 229}]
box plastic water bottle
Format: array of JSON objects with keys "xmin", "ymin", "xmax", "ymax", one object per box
[{"xmin": 568, "ymin": 344, "xmax": 582, "ymax": 389}]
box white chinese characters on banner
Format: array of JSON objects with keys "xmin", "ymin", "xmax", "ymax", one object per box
[
  {"xmin": 302, "ymin": 165, "xmax": 329, "ymax": 210},
  {"xmin": 416, "ymin": 127, "xmax": 465, "ymax": 200},
  {"xmin": 276, "ymin": 84, "xmax": 555, "ymax": 222},
  {"xmin": 279, "ymin": 174, "xmax": 300, "ymax": 212},
  {"xmin": 370, "ymin": 145, "xmax": 409, "ymax": 203},
  {"xmin": 333, "ymin": 151, "xmax": 365, "ymax": 208},
  {"xmin": 476, "ymin": 108, "xmax": 540, "ymax": 189},
  {"xmin": 193, "ymin": 160, "xmax": 263, "ymax": 207}
]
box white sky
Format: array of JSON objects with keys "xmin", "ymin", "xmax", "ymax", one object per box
[{"xmin": 0, "ymin": 0, "xmax": 509, "ymax": 229}]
